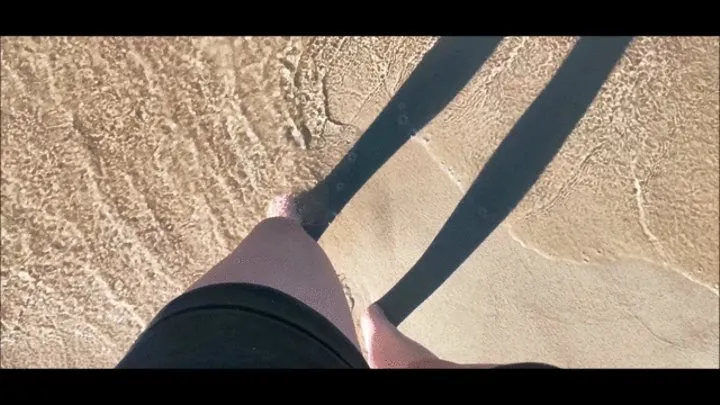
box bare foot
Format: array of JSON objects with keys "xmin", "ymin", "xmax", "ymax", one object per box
[
  {"xmin": 266, "ymin": 194, "xmax": 302, "ymax": 224},
  {"xmin": 361, "ymin": 304, "xmax": 500, "ymax": 369},
  {"xmin": 361, "ymin": 304, "xmax": 445, "ymax": 368}
]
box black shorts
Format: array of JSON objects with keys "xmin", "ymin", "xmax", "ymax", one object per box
[
  {"xmin": 117, "ymin": 283, "xmax": 368, "ymax": 368},
  {"xmin": 117, "ymin": 282, "xmax": 557, "ymax": 369}
]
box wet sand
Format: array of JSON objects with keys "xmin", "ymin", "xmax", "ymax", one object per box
[{"xmin": 1, "ymin": 37, "xmax": 718, "ymax": 367}]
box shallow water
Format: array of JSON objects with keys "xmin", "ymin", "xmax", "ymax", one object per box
[{"xmin": 1, "ymin": 36, "xmax": 717, "ymax": 367}]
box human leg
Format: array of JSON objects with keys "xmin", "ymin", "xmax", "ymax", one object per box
[{"xmin": 188, "ymin": 195, "xmax": 359, "ymax": 348}]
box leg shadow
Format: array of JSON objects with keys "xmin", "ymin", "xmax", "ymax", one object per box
[
  {"xmin": 298, "ymin": 37, "xmax": 504, "ymax": 240},
  {"xmin": 376, "ymin": 36, "xmax": 634, "ymax": 326}
]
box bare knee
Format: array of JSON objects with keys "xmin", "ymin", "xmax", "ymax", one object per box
[
  {"xmin": 246, "ymin": 217, "xmax": 311, "ymax": 246},
  {"xmin": 255, "ymin": 216, "xmax": 303, "ymax": 232}
]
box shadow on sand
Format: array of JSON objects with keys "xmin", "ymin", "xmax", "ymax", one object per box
[
  {"xmin": 298, "ymin": 37, "xmax": 503, "ymax": 239},
  {"xmin": 302, "ymin": 36, "xmax": 633, "ymax": 326}
]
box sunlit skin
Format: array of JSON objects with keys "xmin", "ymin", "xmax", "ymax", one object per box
[{"xmin": 190, "ymin": 193, "xmax": 496, "ymax": 368}]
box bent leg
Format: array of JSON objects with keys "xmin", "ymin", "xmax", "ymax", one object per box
[{"xmin": 188, "ymin": 215, "xmax": 359, "ymax": 348}]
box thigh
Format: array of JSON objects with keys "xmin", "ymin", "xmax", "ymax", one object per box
[
  {"xmin": 118, "ymin": 283, "xmax": 368, "ymax": 368},
  {"xmin": 189, "ymin": 217, "xmax": 359, "ymax": 347}
]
